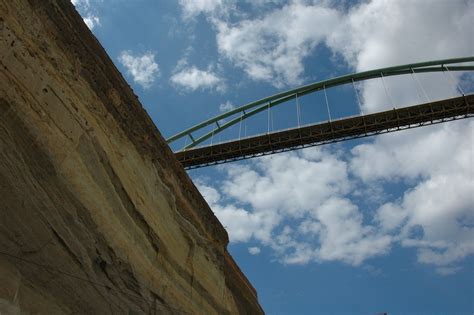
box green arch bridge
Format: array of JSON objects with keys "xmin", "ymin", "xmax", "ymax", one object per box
[{"xmin": 167, "ymin": 57, "xmax": 474, "ymax": 169}]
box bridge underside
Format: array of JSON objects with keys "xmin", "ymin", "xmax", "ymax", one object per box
[{"xmin": 176, "ymin": 94, "xmax": 473, "ymax": 169}]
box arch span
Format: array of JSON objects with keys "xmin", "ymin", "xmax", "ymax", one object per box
[{"xmin": 167, "ymin": 56, "xmax": 474, "ymax": 150}]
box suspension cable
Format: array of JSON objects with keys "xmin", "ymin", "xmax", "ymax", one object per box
[
  {"xmin": 296, "ymin": 93, "xmax": 301, "ymax": 127},
  {"xmin": 411, "ymin": 67, "xmax": 431, "ymax": 102},
  {"xmin": 323, "ymin": 85, "xmax": 332, "ymax": 121},
  {"xmin": 381, "ymin": 72, "xmax": 395, "ymax": 107},
  {"xmin": 444, "ymin": 65, "xmax": 466, "ymax": 96},
  {"xmin": 352, "ymin": 78, "xmax": 363, "ymax": 115}
]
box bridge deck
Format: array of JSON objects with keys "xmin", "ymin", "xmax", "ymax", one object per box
[{"xmin": 175, "ymin": 94, "xmax": 473, "ymax": 169}]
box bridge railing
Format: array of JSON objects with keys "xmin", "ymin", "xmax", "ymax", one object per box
[{"xmin": 176, "ymin": 94, "xmax": 473, "ymax": 168}]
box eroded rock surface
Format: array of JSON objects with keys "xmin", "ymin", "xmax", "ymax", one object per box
[{"xmin": 0, "ymin": 1, "xmax": 263, "ymax": 313}]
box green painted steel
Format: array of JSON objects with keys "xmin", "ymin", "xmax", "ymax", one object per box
[{"xmin": 167, "ymin": 56, "xmax": 474, "ymax": 149}]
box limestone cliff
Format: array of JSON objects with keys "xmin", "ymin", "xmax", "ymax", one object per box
[{"xmin": 0, "ymin": 0, "xmax": 263, "ymax": 313}]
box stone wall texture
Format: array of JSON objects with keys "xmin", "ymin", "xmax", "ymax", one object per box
[{"xmin": 0, "ymin": 1, "xmax": 263, "ymax": 314}]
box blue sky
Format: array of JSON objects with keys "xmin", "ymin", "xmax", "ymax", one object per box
[{"xmin": 73, "ymin": 0, "xmax": 473, "ymax": 314}]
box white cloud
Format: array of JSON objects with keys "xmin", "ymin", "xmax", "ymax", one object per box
[
  {"xmin": 248, "ymin": 247, "xmax": 261, "ymax": 255},
  {"xmin": 196, "ymin": 183, "xmax": 220, "ymax": 205},
  {"xmin": 215, "ymin": 3, "xmax": 341, "ymax": 87},
  {"xmin": 118, "ymin": 51, "xmax": 160, "ymax": 89},
  {"xmin": 83, "ymin": 15, "xmax": 100, "ymax": 30},
  {"xmin": 193, "ymin": 0, "xmax": 474, "ymax": 275},
  {"xmin": 198, "ymin": 148, "xmax": 392, "ymax": 266},
  {"xmin": 326, "ymin": 0, "xmax": 474, "ymax": 113},
  {"xmin": 198, "ymin": 120, "xmax": 473, "ymax": 271},
  {"xmin": 327, "ymin": 0, "xmax": 474, "ymax": 72},
  {"xmin": 375, "ymin": 203, "xmax": 407, "ymax": 232},
  {"xmin": 219, "ymin": 101, "xmax": 235, "ymax": 112},
  {"xmin": 179, "ymin": 0, "xmax": 225, "ymax": 19},
  {"xmin": 209, "ymin": 0, "xmax": 472, "ymax": 91},
  {"xmin": 337, "ymin": 0, "xmax": 474, "ymax": 273},
  {"xmin": 196, "ymin": 181, "xmax": 274, "ymax": 242},
  {"xmin": 171, "ymin": 66, "xmax": 225, "ymax": 92},
  {"xmin": 335, "ymin": 0, "xmax": 474, "ymax": 273},
  {"xmin": 71, "ymin": 0, "xmax": 88, "ymax": 7},
  {"xmin": 435, "ymin": 266, "xmax": 462, "ymax": 276},
  {"xmin": 71, "ymin": 0, "xmax": 100, "ymax": 30},
  {"xmin": 313, "ymin": 198, "xmax": 392, "ymax": 266},
  {"xmin": 395, "ymin": 144, "xmax": 474, "ymax": 267},
  {"xmin": 222, "ymin": 150, "xmax": 351, "ymax": 219},
  {"xmin": 350, "ymin": 122, "xmax": 471, "ymax": 182}
]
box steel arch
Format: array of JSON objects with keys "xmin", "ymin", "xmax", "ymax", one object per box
[{"xmin": 167, "ymin": 56, "xmax": 474, "ymax": 150}]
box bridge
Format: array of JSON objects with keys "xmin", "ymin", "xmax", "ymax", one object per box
[{"xmin": 167, "ymin": 57, "xmax": 474, "ymax": 169}]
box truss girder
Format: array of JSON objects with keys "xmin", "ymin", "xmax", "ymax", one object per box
[{"xmin": 175, "ymin": 94, "xmax": 473, "ymax": 169}]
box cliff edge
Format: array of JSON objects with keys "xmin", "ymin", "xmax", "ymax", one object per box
[{"xmin": 0, "ymin": 0, "xmax": 263, "ymax": 313}]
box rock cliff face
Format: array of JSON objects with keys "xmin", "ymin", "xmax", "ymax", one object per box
[{"xmin": 0, "ymin": 1, "xmax": 263, "ymax": 314}]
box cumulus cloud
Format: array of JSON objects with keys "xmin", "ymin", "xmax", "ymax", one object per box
[
  {"xmin": 327, "ymin": 0, "xmax": 474, "ymax": 71},
  {"xmin": 83, "ymin": 16, "xmax": 100, "ymax": 30},
  {"xmin": 194, "ymin": 0, "xmax": 474, "ymax": 274},
  {"xmin": 197, "ymin": 181, "xmax": 270, "ymax": 242},
  {"xmin": 171, "ymin": 65, "xmax": 225, "ymax": 92},
  {"xmin": 326, "ymin": 0, "xmax": 474, "ymax": 113},
  {"xmin": 198, "ymin": 120, "xmax": 473, "ymax": 270},
  {"xmin": 338, "ymin": 0, "xmax": 474, "ymax": 273},
  {"xmin": 198, "ymin": 148, "xmax": 393, "ymax": 266},
  {"xmin": 219, "ymin": 101, "xmax": 235, "ymax": 112},
  {"xmin": 367, "ymin": 122, "xmax": 474, "ymax": 269},
  {"xmin": 71, "ymin": 0, "xmax": 101, "ymax": 30},
  {"xmin": 312, "ymin": 198, "xmax": 392, "ymax": 265},
  {"xmin": 215, "ymin": 3, "xmax": 341, "ymax": 87},
  {"xmin": 118, "ymin": 51, "xmax": 160, "ymax": 89},
  {"xmin": 248, "ymin": 247, "xmax": 261, "ymax": 255},
  {"xmin": 179, "ymin": 0, "xmax": 225, "ymax": 19},
  {"xmin": 221, "ymin": 150, "xmax": 351, "ymax": 219},
  {"xmin": 208, "ymin": 0, "xmax": 472, "ymax": 91}
]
